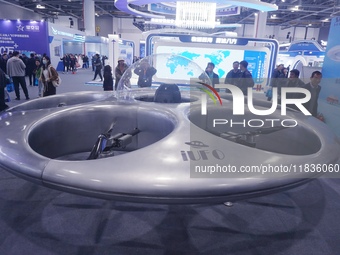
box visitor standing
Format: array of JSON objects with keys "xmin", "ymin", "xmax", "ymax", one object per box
[{"xmin": 6, "ymin": 51, "xmax": 30, "ymax": 100}]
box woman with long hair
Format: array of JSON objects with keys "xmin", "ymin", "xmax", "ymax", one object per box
[
  {"xmin": 103, "ymin": 65, "xmax": 114, "ymax": 91},
  {"xmin": 41, "ymin": 56, "xmax": 58, "ymax": 97},
  {"xmin": 34, "ymin": 58, "xmax": 43, "ymax": 97}
]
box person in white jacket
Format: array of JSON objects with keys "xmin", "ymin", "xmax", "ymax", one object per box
[{"xmin": 6, "ymin": 51, "xmax": 30, "ymax": 100}]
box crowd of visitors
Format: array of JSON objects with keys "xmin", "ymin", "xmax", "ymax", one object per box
[{"xmin": 0, "ymin": 51, "xmax": 322, "ymax": 119}]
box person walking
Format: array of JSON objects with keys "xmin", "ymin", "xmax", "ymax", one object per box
[
  {"xmin": 92, "ymin": 54, "xmax": 103, "ymax": 81},
  {"xmin": 6, "ymin": 51, "xmax": 30, "ymax": 100},
  {"xmin": 41, "ymin": 56, "xmax": 58, "ymax": 97}
]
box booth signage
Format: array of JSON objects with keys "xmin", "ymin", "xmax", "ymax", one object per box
[
  {"xmin": 178, "ymin": 35, "xmax": 248, "ymax": 45},
  {"xmin": 0, "ymin": 19, "xmax": 48, "ymax": 55}
]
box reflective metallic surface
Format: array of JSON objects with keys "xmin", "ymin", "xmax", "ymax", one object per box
[
  {"xmin": 0, "ymin": 89, "xmax": 339, "ymax": 204},
  {"xmin": 8, "ymin": 91, "xmax": 112, "ymax": 112}
]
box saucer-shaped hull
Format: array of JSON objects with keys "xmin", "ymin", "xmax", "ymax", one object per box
[{"xmin": 0, "ymin": 90, "xmax": 339, "ymax": 203}]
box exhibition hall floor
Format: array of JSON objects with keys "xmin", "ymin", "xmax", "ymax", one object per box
[
  {"xmin": 1, "ymin": 69, "xmax": 340, "ymax": 255},
  {"xmin": 6, "ymin": 68, "xmax": 104, "ymax": 108}
]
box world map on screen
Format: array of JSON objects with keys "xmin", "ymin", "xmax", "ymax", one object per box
[
  {"xmin": 165, "ymin": 50, "xmax": 233, "ymax": 80},
  {"xmin": 154, "ymin": 45, "xmax": 268, "ymax": 85},
  {"xmin": 156, "ymin": 46, "xmax": 245, "ymax": 81}
]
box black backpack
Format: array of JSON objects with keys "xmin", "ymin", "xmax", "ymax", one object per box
[{"xmin": 154, "ymin": 84, "xmax": 181, "ymax": 103}]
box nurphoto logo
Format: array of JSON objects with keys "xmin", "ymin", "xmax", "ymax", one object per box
[{"xmin": 197, "ymin": 83, "xmax": 312, "ymax": 129}]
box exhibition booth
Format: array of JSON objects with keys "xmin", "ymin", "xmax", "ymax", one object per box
[
  {"xmin": 0, "ymin": 19, "xmax": 110, "ymax": 71},
  {"xmin": 47, "ymin": 23, "xmax": 109, "ymax": 71},
  {"xmin": 145, "ymin": 33, "xmax": 278, "ymax": 88},
  {"xmin": 277, "ymin": 40, "xmax": 325, "ymax": 70}
]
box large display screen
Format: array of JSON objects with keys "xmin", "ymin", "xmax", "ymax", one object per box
[
  {"xmin": 146, "ymin": 34, "xmax": 277, "ymax": 86},
  {"xmin": 154, "ymin": 43, "xmax": 268, "ymax": 83}
]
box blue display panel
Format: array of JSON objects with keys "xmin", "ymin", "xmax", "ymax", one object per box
[
  {"xmin": 244, "ymin": 51, "xmax": 267, "ymax": 83},
  {"xmin": 146, "ymin": 34, "xmax": 277, "ymax": 86},
  {"xmin": 139, "ymin": 42, "xmax": 145, "ymax": 58},
  {"xmin": 118, "ymin": 40, "xmax": 134, "ymax": 66},
  {"xmin": 0, "ymin": 19, "xmax": 49, "ymax": 55}
]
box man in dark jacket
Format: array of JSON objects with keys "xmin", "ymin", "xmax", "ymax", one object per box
[
  {"xmin": 92, "ymin": 54, "xmax": 103, "ymax": 81},
  {"xmin": 26, "ymin": 53, "xmax": 37, "ymax": 86},
  {"xmin": 303, "ymin": 71, "xmax": 322, "ymax": 117},
  {"xmin": 269, "ymin": 64, "xmax": 286, "ymax": 100},
  {"xmin": 0, "ymin": 68, "xmax": 9, "ymax": 111},
  {"xmin": 0, "ymin": 53, "xmax": 8, "ymax": 73},
  {"xmin": 285, "ymin": 69, "xmax": 306, "ymax": 96},
  {"xmin": 282, "ymin": 69, "xmax": 306, "ymax": 111},
  {"xmin": 224, "ymin": 61, "xmax": 241, "ymax": 85},
  {"xmin": 199, "ymin": 62, "xmax": 219, "ymax": 88},
  {"xmin": 236, "ymin": 60, "xmax": 254, "ymax": 95}
]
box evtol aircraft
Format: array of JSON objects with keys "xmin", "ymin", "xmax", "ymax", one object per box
[{"xmin": 0, "ymin": 54, "xmax": 339, "ymax": 204}]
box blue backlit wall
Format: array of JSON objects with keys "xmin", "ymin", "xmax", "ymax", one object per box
[{"xmin": 0, "ymin": 19, "xmax": 49, "ymax": 56}]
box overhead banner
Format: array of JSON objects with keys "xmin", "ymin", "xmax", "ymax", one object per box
[
  {"xmin": 0, "ymin": 19, "xmax": 49, "ymax": 55},
  {"xmin": 148, "ymin": 3, "xmax": 240, "ymax": 16},
  {"xmin": 319, "ymin": 16, "xmax": 340, "ymax": 136}
]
